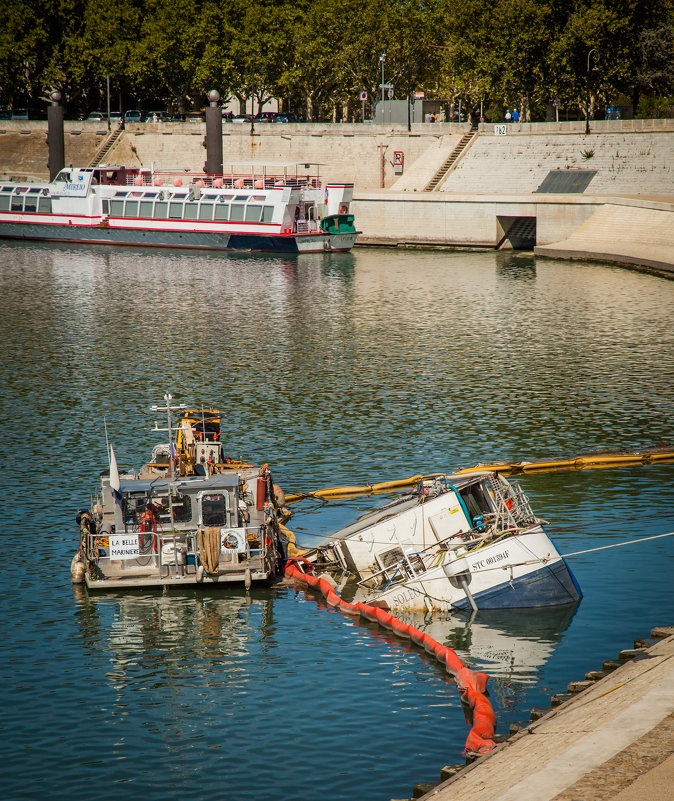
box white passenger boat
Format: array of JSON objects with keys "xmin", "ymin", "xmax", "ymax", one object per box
[
  {"xmin": 0, "ymin": 163, "xmax": 358, "ymax": 253},
  {"xmin": 318, "ymin": 472, "xmax": 582, "ymax": 612},
  {"xmin": 73, "ymin": 395, "xmax": 288, "ymax": 590}
]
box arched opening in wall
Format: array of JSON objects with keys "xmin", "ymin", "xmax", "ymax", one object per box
[{"xmin": 496, "ymin": 216, "xmax": 537, "ymax": 250}]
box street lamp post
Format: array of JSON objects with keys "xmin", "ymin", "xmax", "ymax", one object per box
[
  {"xmin": 585, "ymin": 49, "xmax": 599, "ymax": 135},
  {"xmin": 380, "ymin": 53, "xmax": 386, "ymax": 113}
]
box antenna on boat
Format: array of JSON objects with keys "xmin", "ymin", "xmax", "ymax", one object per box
[{"xmin": 151, "ymin": 393, "xmax": 187, "ymax": 480}]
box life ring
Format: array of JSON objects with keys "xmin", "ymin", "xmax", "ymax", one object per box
[{"xmin": 339, "ymin": 204, "xmax": 348, "ymax": 215}]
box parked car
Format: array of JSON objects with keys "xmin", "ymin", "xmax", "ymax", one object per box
[
  {"xmin": 257, "ymin": 111, "xmax": 279, "ymax": 123},
  {"xmin": 109, "ymin": 111, "xmax": 122, "ymax": 123},
  {"xmin": 230, "ymin": 114, "xmax": 250, "ymax": 123},
  {"xmin": 0, "ymin": 108, "xmax": 11, "ymax": 120},
  {"xmin": 124, "ymin": 109, "xmax": 144, "ymax": 123},
  {"xmin": 275, "ymin": 113, "xmax": 303, "ymax": 123},
  {"xmin": 87, "ymin": 111, "xmax": 108, "ymax": 121},
  {"xmin": 11, "ymin": 109, "xmax": 29, "ymax": 120}
]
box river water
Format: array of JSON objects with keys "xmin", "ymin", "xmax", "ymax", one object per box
[{"xmin": 1, "ymin": 241, "xmax": 673, "ymax": 801}]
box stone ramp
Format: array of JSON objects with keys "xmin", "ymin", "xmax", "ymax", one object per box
[
  {"xmin": 413, "ymin": 629, "xmax": 674, "ymax": 801},
  {"xmin": 440, "ymin": 132, "xmax": 674, "ymax": 196},
  {"xmin": 535, "ymin": 200, "xmax": 674, "ymax": 273}
]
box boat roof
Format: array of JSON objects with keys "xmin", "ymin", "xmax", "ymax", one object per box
[{"xmin": 118, "ymin": 473, "xmax": 239, "ymax": 494}]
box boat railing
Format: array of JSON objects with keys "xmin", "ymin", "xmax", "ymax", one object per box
[
  {"xmin": 358, "ymin": 534, "xmax": 485, "ymax": 590},
  {"xmin": 85, "ymin": 523, "xmax": 268, "ymax": 581},
  {"xmin": 295, "ymin": 220, "xmax": 321, "ymax": 234},
  {"xmin": 122, "ymin": 171, "xmax": 322, "ymax": 190}
]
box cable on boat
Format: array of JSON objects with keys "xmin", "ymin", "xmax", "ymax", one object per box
[
  {"xmin": 284, "ymin": 558, "xmax": 497, "ymax": 757},
  {"xmin": 283, "ymin": 447, "xmax": 674, "ymax": 504}
]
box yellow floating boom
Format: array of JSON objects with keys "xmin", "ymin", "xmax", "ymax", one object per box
[{"xmin": 283, "ymin": 448, "xmax": 674, "ymax": 504}]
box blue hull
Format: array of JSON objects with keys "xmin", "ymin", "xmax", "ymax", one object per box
[{"xmin": 451, "ymin": 558, "xmax": 583, "ymax": 611}]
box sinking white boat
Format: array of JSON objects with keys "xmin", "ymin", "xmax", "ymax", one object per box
[{"xmin": 320, "ymin": 472, "xmax": 582, "ymax": 612}]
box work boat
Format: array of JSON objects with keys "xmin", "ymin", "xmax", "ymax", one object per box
[
  {"xmin": 73, "ymin": 395, "xmax": 287, "ymax": 590},
  {"xmin": 320, "ymin": 473, "xmax": 582, "ymax": 612},
  {"xmin": 0, "ymin": 163, "xmax": 358, "ymax": 253}
]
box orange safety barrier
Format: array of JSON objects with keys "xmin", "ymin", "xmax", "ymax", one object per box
[{"xmin": 284, "ymin": 558, "xmax": 497, "ymax": 757}]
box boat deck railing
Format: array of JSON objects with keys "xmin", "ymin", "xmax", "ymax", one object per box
[{"xmin": 121, "ymin": 171, "xmax": 322, "ymax": 190}]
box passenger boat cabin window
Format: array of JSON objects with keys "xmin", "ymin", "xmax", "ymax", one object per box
[
  {"xmin": 230, "ymin": 203, "xmax": 245, "ymax": 222},
  {"xmin": 199, "ymin": 203, "xmax": 214, "ymax": 221},
  {"xmin": 184, "ymin": 202, "xmax": 198, "ymax": 220},
  {"xmin": 0, "ymin": 195, "xmax": 9, "ymax": 211},
  {"xmin": 169, "ymin": 201, "xmax": 184, "ymax": 219},
  {"xmin": 202, "ymin": 494, "xmax": 227, "ymax": 526},
  {"xmin": 262, "ymin": 206, "xmax": 274, "ymax": 222},
  {"xmin": 154, "ymin": 202, "xmax": 168, "ymax": 219},
  {"xmin": 125, "ymin": 200, "xmax": 139, "ymax": 217},
  {"xmin": 245, "ymin": 204, "xmax": 262, "ymax": 222},
  {"xmin": 139, "ymin": 200, "xmax": 154, "ymax": 217},
  {"xmin": 214, "ymin": 204, "xmax": 229, "ymax": 221}
]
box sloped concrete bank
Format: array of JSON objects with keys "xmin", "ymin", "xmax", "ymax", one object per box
[{"xmin": 402, "ymin": 627, "xmax": 674, "ymax": 801}]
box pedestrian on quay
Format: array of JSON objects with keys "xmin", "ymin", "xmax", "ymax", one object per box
[
  {"xmin": 513, "ymin": 109, "xmax": 519, "ymax": 123},
  {"xmin": 505, "ymin": 109, "xmax": 512, "ymax": 122}
]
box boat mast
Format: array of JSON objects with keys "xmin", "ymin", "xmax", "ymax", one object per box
[{"xmin": 151, "ymin": 393, "xmax": 186, "ymax": 480}]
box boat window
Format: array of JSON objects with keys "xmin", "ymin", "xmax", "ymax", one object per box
[
  {"xmin": 220, "ymin": 194, "xmax": 234, "ymax": 201},
  {"xmin": 154, "ymin": 202, "xmax": 168, "ymax": 219},
  {"xmin": 139, "ymin": 200, "xmax": 154, "ymax": 217},
  {"xmin": 184, "ymin": 202, "xmax": 198, "ymax": 220},
  {"xmin": 114, "ymin": 191, "xmax": 128, "ymax": 198},
  {"xmin": 171, "ymin": 492, "xmax": 192, "ymax": 523},
  {"xmin": 199, "ymin": 203, "xmax": 214, "ymax": 221},
  {"xmin": 245, "ymin": 204, "xmax": 262, "ymax": 222},
  {"xmin": 125, "ymin": 200, "xmax": 139, "ymax": 217},
  {"xmin": 202, "ymin": 193, "xmax": 217, "ymax": 200},
  {"xmin": 143, "ymin": 192, "xmax": 159, "ymax": 199},
  {"xmin": 129, "ymin": 191, "xmax": 143, "ymax": 198},
  {"xmin": 122, "ymin": 493, "xmax": 149, "ymax": 526},
  {"xmin": 27, "ymin": 187, "xmax": 40, "ymax": 194},
  {"xmin": 202, "ymin": 494, "xmax": 227, "ymax": 526},
  {"xmin": 1, "ymin": 186, "xmax": 12, "ymax": 192},
  {"xmin": 24, "ymin": 198, "xmax": 37, "ymax": 212},
  {"xmin": 38, "ymin": 197, "xmax": 52, "ymax": 213},
  {"xmin": 110, "ymin": 200, "xmax": 124, "ymax": 216},
  {"xmin": 262, "ymin": 206, "xmax": 274, "ymax": 222},
  {"xmin": 16, "ymin": 187, "xmax": 28, "ymax": 194},
  {"xmin": 0, "ymin": 196, "xmax": 9, "ymax": 211},
  {"xmin": 234, "ymin": 194, "xmax": 247, "ymax": 200},
  {"xmin": 230, "ymin": 203, "xmax": 245, "ymax": 221},
  {"xmin": 252, "ymin": 195, "xmax": 265, "ymax": 201},
  {"xmin": 169, "ymin": 201, "xmax": 184, "ymax": 219},
  {"xmin": 10, "ymin": 197, "xmax": 24, "ymax": 212},
  {"xmin": 214, "ymin": 204, "xmax": 229, "ymax": 221}
]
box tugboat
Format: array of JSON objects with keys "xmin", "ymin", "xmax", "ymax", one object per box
[{"xmin": 72, "ymin": 394, "xmax": 287, "ymax": 590}]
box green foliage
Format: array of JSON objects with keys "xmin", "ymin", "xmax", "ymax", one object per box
[{"xmin": 0, "ymin": 0, "xmax": 672, "ymax": 120}]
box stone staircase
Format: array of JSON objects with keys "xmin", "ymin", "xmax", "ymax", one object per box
[
  {"xmin": 424, "ymin": 131, "xmax": 477, "ymax": 191},
  {"xmin": 88, "ymin": 125, "xmax": 123, "ymax": 167}
]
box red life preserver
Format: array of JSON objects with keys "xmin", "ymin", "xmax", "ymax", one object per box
[{"xmin": 339, "ymin": 204, "xmax": 348, "ymax": 214}]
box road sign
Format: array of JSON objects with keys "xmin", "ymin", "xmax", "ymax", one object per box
[{"xmin": 360, "ymin": 91, "xmax": 367, "ymax": 101}]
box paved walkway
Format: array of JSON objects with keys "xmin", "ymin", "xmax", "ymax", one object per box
[{"xmin": 416, "ymin": 628, "xmax": 674, "ymax": 801}]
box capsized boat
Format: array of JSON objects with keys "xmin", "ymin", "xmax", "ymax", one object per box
[
  {"xmin": 0, "ymin": 163, "xmax": 358, "ymax": 253},
  {"xmin": 73, "ymin": 395, "xmax": 287, "ymax": 590},
  {"xmin": 314, "ymin": 472, "xmax": 582, "ymax": 612}
]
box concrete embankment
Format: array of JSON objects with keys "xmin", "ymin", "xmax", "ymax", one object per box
[
  {"xmin": 1, "ymin": 119, "xmax": 672, "ymax": 273},
  {"xmin": 408, "ymin": 627, "xmax": 674, "ymax": 801}
]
